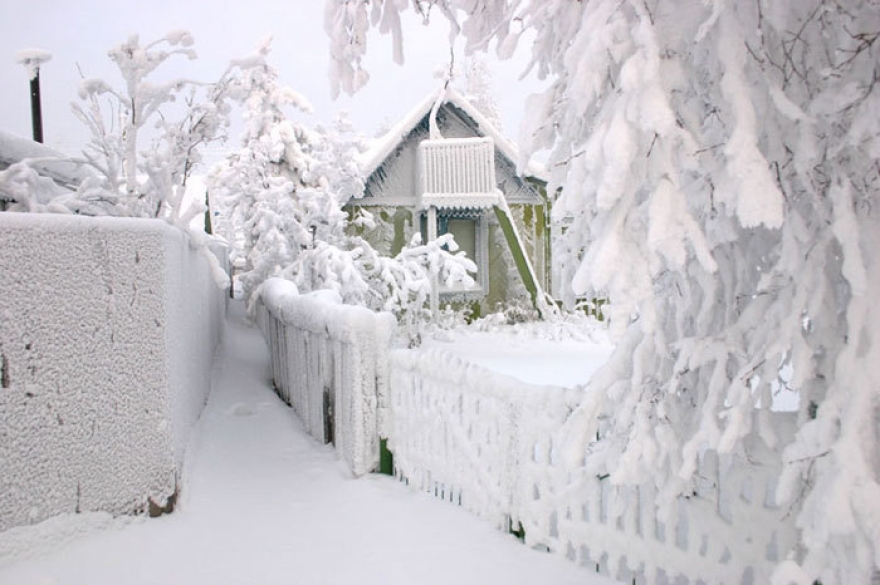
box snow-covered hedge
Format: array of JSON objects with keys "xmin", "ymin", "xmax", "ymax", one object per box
[
  {"xmin": 258, "ymin": 278, "xmax": 395, "ymax": 476},
  {"xmin": 388, "ymin": 347, "xmax": 800, "ymax": 584},
  {"xmin": 0, "ymin": 213, "xmax": 226, "ymax": 532}
]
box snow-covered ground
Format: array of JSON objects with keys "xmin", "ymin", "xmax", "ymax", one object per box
[
  {"xmin": 0, "ymin": 303, "xmax": 617, "ymax": 585},
  {"xmin": 422, "ymin": 314, "xmax": 614, "ymax": 388}
]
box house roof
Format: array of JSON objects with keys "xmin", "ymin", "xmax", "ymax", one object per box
[
  {"xmin": 358, "ymin": 87, "xmax": 547, "ymax": 184},
  {"xmin": 0, "ymin": 129, "xmax": 90, "ymax": 189}
]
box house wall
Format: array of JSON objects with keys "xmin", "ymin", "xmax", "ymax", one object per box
[{"xmin": 0, "ymin": 213, "xmax": 225, "ymax": 532}]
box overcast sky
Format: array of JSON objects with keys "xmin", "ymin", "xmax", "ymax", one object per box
[{"xmin": 0, "ymin": 0, "xmax": 546, "ymax": 168}]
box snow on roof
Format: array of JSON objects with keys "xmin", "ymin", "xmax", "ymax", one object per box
[
  {"xmin": 359, "ymin": 87, "xmax": 547, "ymax": 184},
  {"xmin": 0, "ymin": 128, "xmax": 89, "ymax": 187}
]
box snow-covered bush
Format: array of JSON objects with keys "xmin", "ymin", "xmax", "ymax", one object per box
[
  {"xmin": 291, "ymin": 233, "xmax": 475, "ymax": 339},
  {"xmin": 325, "ymin": 2, "xmax": 880, "ymax": 583},
  {"xmin": 2, "ymin": 31, "xmax": 234, "ymax": 225}
]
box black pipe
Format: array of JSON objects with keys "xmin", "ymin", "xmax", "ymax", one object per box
[{"xmin": 29, "ymin": 70, "xmax": 43, "ymax": 143}]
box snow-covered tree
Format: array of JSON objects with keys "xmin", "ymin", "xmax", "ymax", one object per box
[
  {"xmin": 325, "ymin": 2, "xmax": 880, "ymax": 583},
  {"xmin": 208, "ymin": 37, "xmax": 322, "ymax": 303},
  {"xmin": 73, "ymin": 32, "xmax": 236, "ymax": 222},
  {"xmin": 2, "ymin": 31, "xmax": 235, "ymax": 227}
]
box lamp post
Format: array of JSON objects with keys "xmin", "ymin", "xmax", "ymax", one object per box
[{"xmin": 15, "ymin": 49, "xmax": 52, "ymax": 144}]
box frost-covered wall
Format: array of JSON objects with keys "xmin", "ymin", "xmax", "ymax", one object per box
[
  {"xmin": 388, "ymin": 348, "xmax": 800, "ymax": 584},
  {"xmin": 258, "ymin": 279, "xmax": 395, "ymax": 476},
  {"xmin": 0, "ymin": 213, "xmax": 225, "ymax": 532}
]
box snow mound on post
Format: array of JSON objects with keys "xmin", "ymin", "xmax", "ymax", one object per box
[{"xmin": 15, "ymin": 49, "xmax": 52, "ymax": 80}]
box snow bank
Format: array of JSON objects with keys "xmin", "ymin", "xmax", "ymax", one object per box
[
  {"xmin": 0, "ymin": 213, "xmax": 225, "ymax": 533},
  {"xmin": 388, "ymin": 346, "xmax": 800, "ymax": 584},
  {"xmin": 258, "ymin": 278, "xmax": 395, "ymax": 475}
]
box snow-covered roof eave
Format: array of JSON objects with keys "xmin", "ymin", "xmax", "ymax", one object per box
[
  {"xmin": 0, "ymin": 129, "xmax": 91, "ymax": 187},
  {"xmin": 358, "ymin": 88, "xmax": 548, "ymax": 186},
  {"xmin": 420, "ymin": 189, "xmax": 502, "ymax": 211}
]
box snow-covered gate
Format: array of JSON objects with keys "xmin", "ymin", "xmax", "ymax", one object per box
[
  {"xmin": 387, "ymin": 348, "xmax": 800, "ymax": 585},
  {"xmin": 257, "ymin": 279, "xmax": 395, "ymax": 476}
]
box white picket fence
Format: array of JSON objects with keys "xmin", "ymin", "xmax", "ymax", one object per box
[
  {"xmin": 258, "ymin": 279, "xmax": 395, "ymax": 476},
  {"xmin": 388, "ymin": 347, "xmax": 800, "ymax": 585},
  {"xmin": 257, "ymin": 283, "xmax": 800, "ymax": 583}
]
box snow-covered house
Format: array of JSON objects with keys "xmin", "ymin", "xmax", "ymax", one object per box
[{"xmin": 349, "ymin": 89, "xmax": 550, "ymax": 316}]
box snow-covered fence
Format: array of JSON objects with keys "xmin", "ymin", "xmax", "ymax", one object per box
[
  {"xmin": 387, "ymin": 347, "xmax": 799, "ymax": 584},
  {"xmin": 0, "ymin": 213, "xmax": 226, "ymax": 533},
  {"xmin": 258, "ymin": 279, "xmax": 395, "ymax": 476}
]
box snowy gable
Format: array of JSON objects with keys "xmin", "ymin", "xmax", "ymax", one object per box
[
  {"xmin": 350, "ymin": 90, "xmax": 551, "ymax": 312},
  {"xmin": 358, "ymin": 89, "xmax": 544, "ymax": 207}
]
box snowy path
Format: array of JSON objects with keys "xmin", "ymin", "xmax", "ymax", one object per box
[{"xmin": 0, "ymin": 303, "xmax": 616, "ymax": 585}]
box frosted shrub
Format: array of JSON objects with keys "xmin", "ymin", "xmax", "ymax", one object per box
[
  {"xmin": 325, "ymin": 2, "xmax": 880, "ymax": 583},
  {"xmin": 289, "ymin": 233, "xmax": 475, "ymax": 343},
  {"xmin": 2, "ymin": 32, "xmax": 235, "ymax": 224}
]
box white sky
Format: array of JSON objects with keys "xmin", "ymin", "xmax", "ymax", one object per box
[{"xmin": 0, "ymin": 0, "xmax": 547, "ymax": 169}]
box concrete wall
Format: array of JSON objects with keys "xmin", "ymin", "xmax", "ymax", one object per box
[{"xmin": 0, "ymin": 213, "xmax": 225, "ymax": 532}]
